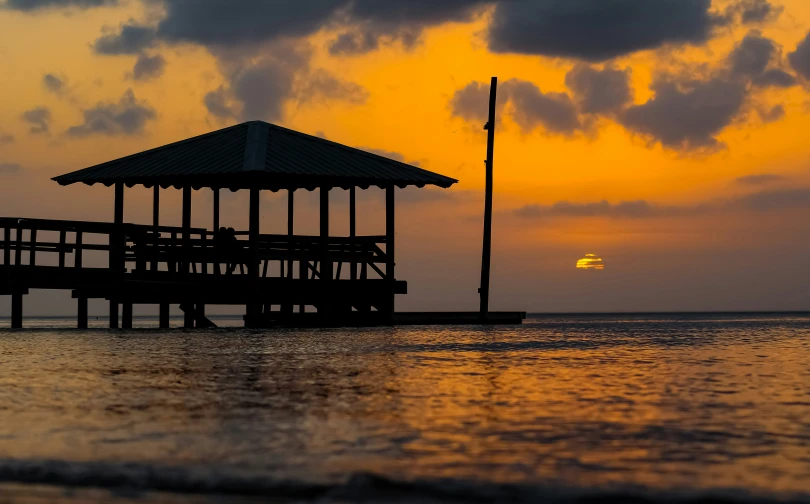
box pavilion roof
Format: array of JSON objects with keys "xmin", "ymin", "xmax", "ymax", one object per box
[{"xmin": 52, "ymin": 121, "xmax": 457, "ymax": 191}]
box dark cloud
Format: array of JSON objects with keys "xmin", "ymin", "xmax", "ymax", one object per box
[
  {"xmin": 21, "ymin": 106, "xmax": 51, "ymax": 134},
  {"xmin": 487, "ymin": 0, "xmax": 718, "ymax": 62},
  {"xmin": 729, "ymin": 30, "xmax": 796, "ymax": 87},
  {"xmin": 619, "ymin": 78, "xmax": 746, "ymax": 150},
  {"xmin": 155, "ymin": 0, "xmax": 343, "ymax": 47},
  {"xmin": 734, "ymin": 188, "xmax": 810, "ymax": 211},
  {"xmin": 735, "ymin": 174, "xmax": 785, "ymax": 185},
  {"xmin": 0, "ymin": 133, "xmax": 13, "ymax": 144},
  {"xmin": 515, "ymin": 199, "xmax": 686, "ymax": 219},
  {"xmin": 297, "ymin": 70, "xmax": 369, "ymax": 105},
  {"xmin": 730, "ymin": 31, "xmax": 775, "ymax": 77},
  {"xmin": 3, "ymin": 0, "xmax": 117, "ymax": 10},
  {"xmin": 328, "ymin": 0, "xmax": 486, "ymax": 55},
  {"xmin": 758, "ymin": 104, "xmax": 785, "ymax": 123},
  {"xmin": 230, "ymin": 56, "xmax": 301, "ymax": 122},
  {"xmin": 203, "ymin": 87, "xmax": 235, "ymax": 119},
  {"xmin": 66, "ymin": 89, "xmax": 156, "ymax": 137},
  {"xmin": 753, "ymin": 69, "xmax": 796, "ymax": 88},
  {"xmin": 450, "ymin": 79, "xmax": 581, "ymax": 135},
  {"xmin": 504, "ymin": 79, "xmax": 582, "ymax": 135},
  {"xmin": 131, "ymin": 53, "xmax": 166, "ymax": 81},
  {"xmin": 329, "ymin": 31, "xmax": 382, "ymax": 56},
  {"xmin": 449, "ymin": 80, "xmax": 503, "ymax": 124},
  {"xmin": 731, "ymin": 0, "xmax": 783, "ymax": 24},
  {"xmin": 42, "ymin": 73, "xmax": 65, "ymax": 95},
  {"xmin": 93, "ymin": 23, "xmax": 156, "ymax": 55},
  {"xmin": 0, "ymin": 163, "xmax": 22, "ymax": 174},
  {"xmin": 788, "ymin": 32, "xmax": 810, "ymax": 80},
  {"xmin": 565, "ymin": 64, "xmax": 632, "ymax": 115},
  {"xmin": 515, "ymin": 188, "xmax": 810, "ymax": 220}
]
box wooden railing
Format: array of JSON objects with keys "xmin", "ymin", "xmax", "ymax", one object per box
[{"xmin": 0, "ymin": 217, "xmax": 390, "ymax": 281}]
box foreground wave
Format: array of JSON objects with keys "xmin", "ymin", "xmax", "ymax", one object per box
[{"xmin": 0, "ymin": 458, "xmax": 808, "ymax": 504}]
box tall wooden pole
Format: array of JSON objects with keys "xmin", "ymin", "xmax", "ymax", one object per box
[
  {"xmin": 152, "ymin": 185, "xmax": 160, "ymax": 272},
  {"xmin": 479, "ymin": 76, "xmax": 498, "ymax": 320}
]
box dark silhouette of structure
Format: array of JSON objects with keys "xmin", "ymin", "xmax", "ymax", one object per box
[
  {"xmin": 479, "ymin": 76, "xmax": 498, "ymax": 320},
  {"xmin": 0, "ymin": 121, "xmax": 525, "ymax": 328}
]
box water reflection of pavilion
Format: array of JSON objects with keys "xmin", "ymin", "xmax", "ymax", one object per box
[{"xmin": 0, "ymin": 121, "xmax": 457, "ymax": 328}]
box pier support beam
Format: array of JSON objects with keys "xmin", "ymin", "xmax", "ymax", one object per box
[
  {"xmin": 122, "ymin": 302, "xmax": 133, "ymax": 329},
  {"xmin": 109, "ymin": 300, "xmax": 119, "ymax": 329},
  {"xmin": 159, "ymin": 303, "xmax": 170, "ymax": 328},
  {"xmin": 196, "ymin": 304, "xmax": 205, "ymax": 328},
  {"xmin": 11, "ymin": 292, "xmax": 23, "ymax": 329},
  {"xmin": 77, "ymin": 297, "xmax": 88, "ymax": 329}
]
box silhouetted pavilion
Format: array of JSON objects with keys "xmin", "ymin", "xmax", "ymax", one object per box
[{"xmin": 1, "ymin": 121, "xmax": 457, "ymax": 328}]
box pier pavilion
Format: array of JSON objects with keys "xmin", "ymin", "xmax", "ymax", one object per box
[{"xmin": 0, "ymin": 121, "xmax": 459, "ymax": 328}]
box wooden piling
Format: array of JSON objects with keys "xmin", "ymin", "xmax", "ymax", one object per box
[
  {"xmin": 159, "ymin": 303, "xmax": 170, "ymax": 328},
  {"xmin": 122, "ymin": 302, "xmax": 133, "ymax": 329},
  {"xmin": 109, "ymin": 300, "xmax": 119, "ymax": 329},
  {"xmin": 77, "ymin": 297, "xmax": 88, "ymax": 329},
  {"xmin": 11, "ymin": 292, "xmax": 22, "ymax": 329}
]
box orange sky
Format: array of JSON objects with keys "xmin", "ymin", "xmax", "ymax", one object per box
[{"xmin": 2, "ymin": 0, "xmax": 810, "ymax": 313}]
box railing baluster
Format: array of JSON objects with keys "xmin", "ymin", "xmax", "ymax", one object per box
[{"xmin": 58, "ymin": 230, "xmax": 66, "ymax": 268}]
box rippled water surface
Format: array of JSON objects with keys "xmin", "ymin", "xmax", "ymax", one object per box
[{"xmin": 1, "ymin": 314, "xmax": 810, "ymax": 502}]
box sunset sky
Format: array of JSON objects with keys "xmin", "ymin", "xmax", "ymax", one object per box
[{"xmin": 3, "ymin": 0, "xmax": 810, "ymax": 314}]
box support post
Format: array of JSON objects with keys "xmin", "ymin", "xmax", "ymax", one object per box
[
  {"xmin": 77, "ymin": 297, "xmax": 88, "ymax": 329},
  {"xmin": 122, "ymin": 302, "xmax": 133, "ymax": 329},
  {"xmin": 11, "ymin": 292, "xmax": 22, "ymax": 329},
  {"xmin": 152, "ymin": 185, "xmax": 160, "ymax": 271},
  {"xmin": 159, "ymin": 303, "xmax": 170, "ymax": 328},
  {"xmin": 247, "ymin": 188, "xmax": 261, "ymax": 324},
  {"xmin": 282, "ymin": 190, "xmax": 294, "ymax": 316},
  {"xmin": 182, "ymin": 186, "xmax": 191, "ymax": 275},
  {"xmin": 319, "ymin": 187, "xmax": 332, "ymax": 318},
  {"xmin": 109, "ymin": 300, "xmax": 119, "ymax": 329},
  {"xmin": 213, "ymin": 188, "xmax": 220, "ymax": 233},
  {"xmin": 350, "ymin": 187, "xmax": 357, "ymax": 282},
  {"xmin": 386, "ymin": 186, "xmax": 395, "ymax": 321},
  {"xmin": 196, "ymin": 304, "xmax": 205, "ymax": 328},
  {"xmin": 114, "ymin": 182, "xmax": 124, "ymax": 272},
  {"xmin": 479, "ymin": 76, "xmax": 498, "ymax": 321}
]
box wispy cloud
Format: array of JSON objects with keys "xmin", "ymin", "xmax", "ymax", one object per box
[{"xmin": 515, "ymin": 187, "xmax": 810, "ymax": 220}]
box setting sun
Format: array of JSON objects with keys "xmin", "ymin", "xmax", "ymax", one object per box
[{"xmin": 576, "ymin": 254, "xmax": 605, "ymax": 270}]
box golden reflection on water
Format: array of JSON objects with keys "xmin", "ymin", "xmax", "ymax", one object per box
[{"xmin": 1, "ymin": 317, "xmax": 810, "ymax": 496}]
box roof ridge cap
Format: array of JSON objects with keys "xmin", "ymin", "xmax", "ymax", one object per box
[{"xmin": 242, "ymin": 122, "xmax": 270, "ymax": 172}]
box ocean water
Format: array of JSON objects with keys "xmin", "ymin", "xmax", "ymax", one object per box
[{"xmin": 1, "ymin": 314, "xmax": 810, "ymax": 503}]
